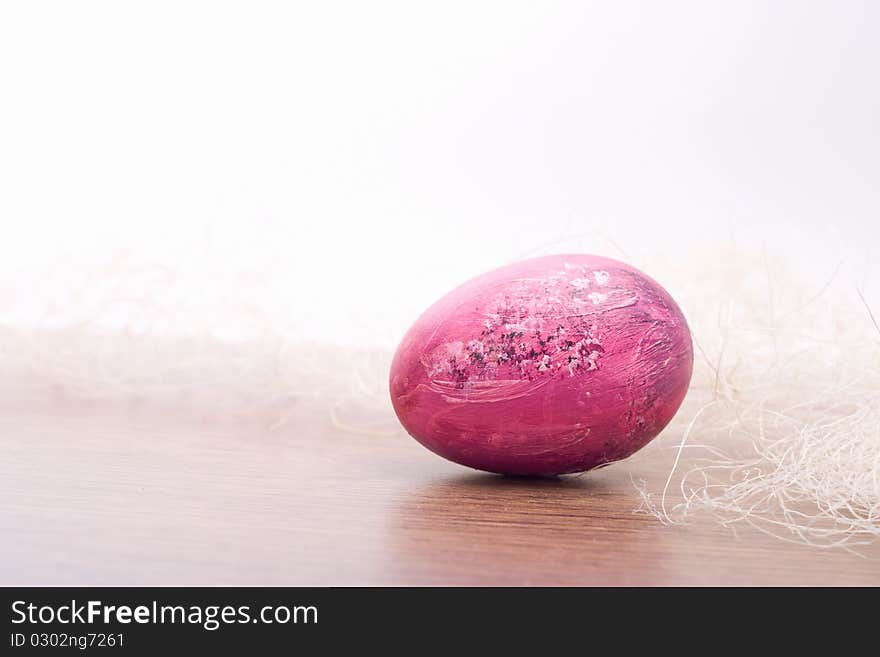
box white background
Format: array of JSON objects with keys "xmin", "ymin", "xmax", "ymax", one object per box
[{"xmin": 1, "ymin": 1, "xmax": 877, "ymax": 346}]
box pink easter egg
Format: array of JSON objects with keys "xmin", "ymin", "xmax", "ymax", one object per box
[{"xmin": 389, "ymin": 254, "xmax": 693, "ymax": 476}]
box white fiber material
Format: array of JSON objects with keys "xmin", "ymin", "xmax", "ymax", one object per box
[{"xmin": 634, "ymin": 253, "xmax": 880, "ymax": 549}]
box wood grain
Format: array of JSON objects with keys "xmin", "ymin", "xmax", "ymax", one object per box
[{"xmin": 1, "ymin": 360, "xmax": 878, "ymax": 586}]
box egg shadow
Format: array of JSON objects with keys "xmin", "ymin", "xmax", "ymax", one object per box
[{"xmin": 382, "ymin": 466, "xmax": 681, "ymax": 585}]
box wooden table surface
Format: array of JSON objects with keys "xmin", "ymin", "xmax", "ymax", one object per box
[{"xmin": 2, "ymin": 350, "xmax": 879, "ymax": 587}]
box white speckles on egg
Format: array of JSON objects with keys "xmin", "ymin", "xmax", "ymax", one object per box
[
  {"xmin": 587, "ymin": 292, "xmax": 607, "ymax": 305},
  {"xmin": 593, "ymin": 270, "xmax": 610, "ymax": 286},
  {"xmin": 466, "ymin": 339, "xmax": 485, "ymax": 355}
]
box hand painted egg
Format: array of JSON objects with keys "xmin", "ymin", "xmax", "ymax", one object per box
[{"xmin": 389, "ymin": 254, "xmax": 693, "ymax": 476}]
